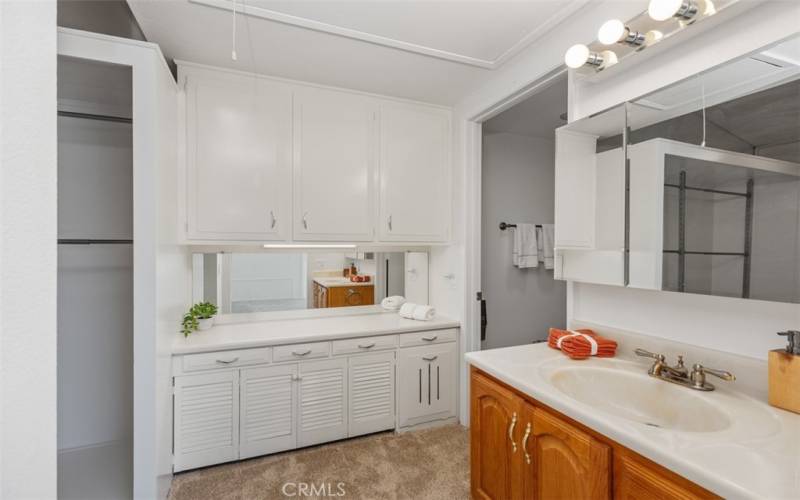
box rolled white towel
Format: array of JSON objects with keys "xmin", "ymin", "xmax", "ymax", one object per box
[
  {"xmin": 412, "ymin": 305, "xmax": 436, "ymax": 321},
  {"xmin": 399, "ymin": 302, "xmax": 418, "ymax": 319},
  {"xmin": 381, "ymin": 295, "xmax": 406, "ymax": 311}
]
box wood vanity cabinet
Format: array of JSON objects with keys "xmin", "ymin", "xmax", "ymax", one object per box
[
  {"xmin": 470, "ymin": 367, "xmax": 719, "ymax": 500},
  {"xmin": 313, "ymin": 281, "xmax": 375, "ymax": 308}
]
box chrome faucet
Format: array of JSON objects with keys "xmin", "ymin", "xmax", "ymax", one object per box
[{"xmin": 634, "ymin": 348, "xmax": 735, "ymax": 391}]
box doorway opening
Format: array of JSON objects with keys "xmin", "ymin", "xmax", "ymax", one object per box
[{"xmin": 479, "ymin": 75, "xmax": 568, "ymax": 349}]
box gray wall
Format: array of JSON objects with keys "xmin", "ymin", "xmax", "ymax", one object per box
[
  {"xmin": 481, "ymin": 133, "xmax": 567, "ymax": 349},
  {"xmin": 58, "ymin": 0, "xmax": 146, "ymax": 41}
]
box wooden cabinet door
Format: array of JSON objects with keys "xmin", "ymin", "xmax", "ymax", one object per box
[
  {"xmin": 239, "ymin": 364, "xmax": 297, "ymax": 459},
  {"xmin": 297, "ymin": 358, "xmax": 348, "ymax": 447},
  {"xmin": 525, "ymin": 406, "xmax": 611, "ymax": 500},
  {"xmin": 173, "ymin": 371, "xmax": 239, "ymax": 472},
  {"xmin": 327, "ymin": 285, "xmax": 374, "ymax": 307},
  {"xmin": 293, "ymin": 87, "xmax": 375, "ymax": 241},
  {"xmin": 470, "ymin": 370, "xmax": 524, "ymax": 500},
  {"xmin": 186, "ymin": 71, "xmax": 291, "ymax": 241},
  {"xmin": 348, "ymin": 351, "xmax": 395, "ymax": 437},
  {"xmin": 378, "ymin": 102, "xmax": 450, "ymax": 242},
  {"xmin": 614, "ymin": 451, "xmax": 719, "ymax": 500}
]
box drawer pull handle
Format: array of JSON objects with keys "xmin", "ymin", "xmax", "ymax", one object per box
[
  {"xmin": 508, "ymin": 412, "xmax": 518, "ymax": 453},
  {"xmin": 215, "ymin": 357, "xmax": 239, "ymax": 365},
  {"xmin": 358, "ymin": 343, "xmax": 376, "ymax": 349},
  {"xmin": 422, "ymin": 355, "xmax": 438, "ymax": 361},
  {"xmin": 522, "ymin": 422, "xmax": 532, "ymax": 464},
  {"xmin": 291, "ymin": 375, "xmax": 303, "ymax": 382},
  {"xmin": 421, "ymin": 335, "xmax": 438, "ymax": 342},
  {"xmin": 292, "ymin": 349, "xmax": 312, "ymax": 357}
]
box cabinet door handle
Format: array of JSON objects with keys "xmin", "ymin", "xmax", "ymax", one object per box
[
  {"xmin": 508, "ymin": 412, "xmax": 518, "ymax": 453},
  {"xmin": 422, "ymin": 355, "xmax": 438, "ymax": 361},
  {"xmin": 292, "ymin": 349, "xmax": 312, "ymax": 357},
  {"xmin": 291, "ymin": 375, "xmax": 303, "ymax": 382},
  {"xmin": 388, "ymin": 215, "xmax": 393, "ymax": 231},
  {"xmin": 522, "ymin": 422, "xmax": 532, "ymax": 464},
  {"xmin": 215, "ymin": 357, "xmax": 239, "ymax": 365},
  {"xmin": 421, "ymin": 335, "xmax": 437, "ymax": 342},
  {"xmin": 302, "ymin": 212, "xmax": 309, "ymax": 230},
  {"xmin": 357, "ymin": 343, "xmax": 375, "ymax": 349},
  {"xmin": 269, "ymin": 210, "xmax": 277, "ymax": 229}
]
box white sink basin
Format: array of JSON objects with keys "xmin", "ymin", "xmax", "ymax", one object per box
[{"xmin": 547, "ymin": 366, "xmax": 732, "ymax": 433}]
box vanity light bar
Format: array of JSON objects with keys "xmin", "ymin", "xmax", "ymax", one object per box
[{"xmin": 566, "ymin": 0, "xmax": 726, "ymax": 72}]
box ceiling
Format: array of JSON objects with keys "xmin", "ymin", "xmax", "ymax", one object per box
[
  {"xmin": 482, "ymin": 76, "xmax": 567, "ymax": 139},
  {"xmin": 126, "ymin": 0, "xmax": 589, "ymax": 105}
]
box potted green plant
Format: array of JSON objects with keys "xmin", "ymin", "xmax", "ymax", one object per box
[{"xmin": 182, "ymin": 302, "xmax": 219, "ymax": 337}]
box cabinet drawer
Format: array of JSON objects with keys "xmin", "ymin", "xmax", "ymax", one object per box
[
  {"xmin": 273, "ymin": 342, "xmax": 331, "ymax": 362},
  {"xmin": 182, "ymin": 347, "xmax": 270, "ymax": 372},
  {"xmin": 332, "ymin": 335, "xmax": 398, "ymax": 355},
  {"xmin": 399, "ymin": 329, "xmax": 457, "ymax": 347}
]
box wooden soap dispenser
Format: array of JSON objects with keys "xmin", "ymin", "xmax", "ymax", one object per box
[{"xmin": 769, "ymin": 330, "xmax": 800, "ymax": 414}]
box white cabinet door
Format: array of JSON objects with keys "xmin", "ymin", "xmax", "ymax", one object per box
[
  {"xmin": 186, "ymin": 71, "xmax": 291, "ymax": 240},
  {"xmin": 293, "ymin": 88, "xmax": 375, "ymax": 241},
  {"xmin": 348, "ymin": 351, "xmax": 395, "ymax": 437},
  {"xmin": 297, "ymin": 358, "xmax": 348, "ymax": 447},
  {"xmin": 397, "ymin": 342, "xmax": 457, "ymax": 428},
  {"xmin": 379, "ymin": 103, "xmax": 450, "ymax": 242},
  {"xmin": 173, "ymin": 371, "xmax": 239, "ymax": 472},
  {"xmin": 239, "ymin": 364, "xmax": 297, "ymax": 459},
  {"xmin": 554, "ymin": 129, "xmax": 597, "ymax": 248}
]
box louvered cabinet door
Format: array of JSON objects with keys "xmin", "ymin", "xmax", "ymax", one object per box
[
  {"xmin": 173, "ymin": 371, "xmax": 239, "ymax": 472},
  {"xmin": 239, "ymin": 364, "xmax": 297, "ymax": 459},
  {"xmin": 348, "ymin": 351, "xmax": 396, "ymax": 437},
  {"xmin": 297, "ymin": 358, "xmax": 348, "ymax": 447}
]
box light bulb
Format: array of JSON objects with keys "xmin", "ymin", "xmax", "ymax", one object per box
[
  {"xmin": 598, "ymin": 19, "xmax": 626, "ymax": 45},
  {"xmin": 599, "ymin": 50, "xmax": 618, "ymax": 70},
  {"xmin": 644, "ymin": 30, "xmax": 664, "ymax": 46},
  {"xmin": 648, "ymin": 0, "xmax": 697, "ymax": 21},
  {"xmin": 564, "ymin": 44, "xmax": 591, "ymax": 69}
]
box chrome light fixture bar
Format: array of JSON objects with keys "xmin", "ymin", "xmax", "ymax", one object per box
[{"xmin": 566, "ymin": 0, "xmax": 732, "ymax": 74}]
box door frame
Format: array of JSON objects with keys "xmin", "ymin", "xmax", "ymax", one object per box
[{"xmin": 459, "ymin": 66, "xmax": 570, "ymax": 425}]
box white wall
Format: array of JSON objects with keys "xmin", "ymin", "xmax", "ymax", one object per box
[
  {"xmin": 569, "ymin": 2, "xmax": 800, "ymax": 360},
  {"xmin": 481, "ymin": 133, "xmax": 566, "ymax": 348},
  {"xmin": 0, "ymin": 1, "xmax": 58, "ymax": 498}
]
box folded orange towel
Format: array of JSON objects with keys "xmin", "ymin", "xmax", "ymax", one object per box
[{"xmin": 548, "ymin": 328, "xmax": 617, "ymax": 360}]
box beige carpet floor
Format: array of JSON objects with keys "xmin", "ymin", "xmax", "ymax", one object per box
[{"xmin": 169, "ymin": 424, "xmax": 470, "ymax": 500}]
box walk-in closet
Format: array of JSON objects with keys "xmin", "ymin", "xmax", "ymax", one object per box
[{"xmin": 57, "ymin": 55, "xmax": 133, "ymax": 500}]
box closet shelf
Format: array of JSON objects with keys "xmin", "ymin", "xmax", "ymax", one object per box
[
  {"xmin": 663, "ymin": 250, "xmax": 747, "ymax": 256},
  {"xmin": 58, "ymin": 110, "xmax": 132, "ymax": 124},
  {"xmin": 58, "ymin": 239, "xmax": 133, "ymax": 245}
]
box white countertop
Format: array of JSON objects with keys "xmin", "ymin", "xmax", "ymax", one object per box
[
  {"xmin": 174, "ymin": 311, "xmax": 459, "ymax": 354},
  {"xmin": 466, "ymin": 344, "xmax": 800, "ymax": 500},
  {"xmin": 313, "ymin": 277, "xmax": 374, "ymax": 288}
]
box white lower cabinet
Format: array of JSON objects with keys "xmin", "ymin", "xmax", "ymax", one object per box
[
  {"xmin": 348, "ymin": 351, "xmax": 396, "ymax": 437},
  {"xmin": 172, "ymin": 329, "xmax": 457, "ymax": 471},
  {"xmin": 297, "ymin": 358, "xmax": 348, "ymax": 447},
  {"xmin": 239, "ymin": 364, "xmax": 297, "ymax": 459},
  {"xmin": 173, "ymin": 371, "xmax": 239, "ymax": 472},
  {"xmin": 397, "ymin": 342, "xmax": 457, "ymax": 428}
]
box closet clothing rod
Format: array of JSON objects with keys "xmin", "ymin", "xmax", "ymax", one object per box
[
  {"xmin": 58, "ymin": 239, "xmax": 133, "ymax": 245},
  {"xmin": 499, "ymin": 222, "xmax": 544, "ymax": 231},
  {"xmin": 58, "ymin": 110, "xmax": 132, "ymax": 124},
  {"xmin": 663, "ymin": 250, "xmax": 747, "ymax": 256},
  {"xmin": 664, "ymin": 183, "xmax": 749, "ymax": 198}
]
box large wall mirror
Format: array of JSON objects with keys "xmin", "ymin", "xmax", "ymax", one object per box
[
  {"xmin": 192, "ymin": 251, "xmax": 429, "ymax": 316},
  {"xmin": 627, "ymin": 35, "xmax": 800, "ymax": 303}
]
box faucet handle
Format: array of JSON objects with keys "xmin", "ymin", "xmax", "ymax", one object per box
[
  {"xmin": 634, "ymin": 348, "xmax": 665, "ymax": 362},
  {"xmin": 690, "ymin": 363, "xmax": 735, "ymax": 389}
]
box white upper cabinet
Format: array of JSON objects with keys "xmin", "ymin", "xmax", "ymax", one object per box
[
  {"xmin": 293, "ymin": 87, "xmax": 376, "ymax": 241},
  {"xmin": 180, "ymin": 63, "xmax": 452, "ymax": 244},
  {"xmin": 378, "ymin": 103, "xmax": 450, "ymax": 242},
  {"xmin": 185, "ymin": 68, "xmax": 292, "ymax": 241}
]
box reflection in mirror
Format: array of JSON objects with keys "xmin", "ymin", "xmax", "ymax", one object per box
[
  {"xmin": 627, "ymin": 35, "xmax": 800, "ymax": 303},
  {"xmin": 554, "ymin": 104, "xmax": 626, "ymax": 286},
  {"xmin": 192, "ymin": 251, "xmax": 428, "ymax": 315}
]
